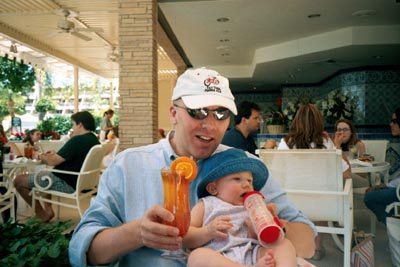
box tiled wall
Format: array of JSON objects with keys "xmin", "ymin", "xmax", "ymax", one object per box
[
  {"xmin": 235, "ymin": 68, "xmax": 400, "ymax": 174},
  {"xmin": 235, "ymin": 68, "xmax": 400, "ymax": 133}
]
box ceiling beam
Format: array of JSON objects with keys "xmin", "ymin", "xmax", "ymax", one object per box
[{"xmin": 0, "ymin": 21, "xmax": 110, "ymax": 79}]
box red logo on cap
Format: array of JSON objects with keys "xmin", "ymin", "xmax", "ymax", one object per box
[{"xmin": 204, "ymin": 77, "xmax": 221, "ymax": 93}]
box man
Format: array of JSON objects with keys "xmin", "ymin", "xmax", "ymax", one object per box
[
  {"xmin": 13, "ymin": 111, "xmax": 99, "ymax": 222},
  {"xmin": 69, "ymin": 68, "xmax": 316, "ymax": 267},
  {"xmin": 222, "ymin": 101, "xmax": 261, "ymax": 155}
]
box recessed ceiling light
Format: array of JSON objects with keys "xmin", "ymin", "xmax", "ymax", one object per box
[
  {"xmin": 217, "ymin": 45, "xmax": 232, "ymax": 51},
  {"xmin": 216, "ymin": 17, "xmax": 229, "ymax": 22},
  {"xmin": 307, "ymin": 13, "xmax": 321, "ymax": 19},
  {"xmin": 352, "ymin": 9, "xmax": 377, "ymax": 17}
]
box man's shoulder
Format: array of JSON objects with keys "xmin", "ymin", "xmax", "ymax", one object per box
[{"xmin": 222, "ymin": 128, "xmax": 243, "ymax": 140}]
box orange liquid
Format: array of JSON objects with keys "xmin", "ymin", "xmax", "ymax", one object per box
[
  {"xmin": 24, "ymin": 146, "xmax": 33, "ymax": 159},
  {"xmin": 161, "ymin": 169, "xmax": 191, "ymax": 237}
]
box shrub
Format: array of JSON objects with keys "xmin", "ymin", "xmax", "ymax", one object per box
[
  {"xmin": 0, "ymin": 218, "xmax": 73, "ymax": 267},
  {"xmin": 35, "ymin": 98, "xmax": 56, "ymax": 113}
]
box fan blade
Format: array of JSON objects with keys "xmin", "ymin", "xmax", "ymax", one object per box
[
  {"xmin": 47, "ymin": 31, "xmax": 61, "ymax": 39},
  {"xmin": 75, "ymin": 27, "xmax": 104, "ymax": 33},
  {"xmin": 70, "ymin": 31, "xmax": 92, "ymax": 41}
]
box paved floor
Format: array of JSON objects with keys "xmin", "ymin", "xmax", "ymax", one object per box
[{"xmin": 12, "ymin": 193, "xmax": 396, "ymax": 267}]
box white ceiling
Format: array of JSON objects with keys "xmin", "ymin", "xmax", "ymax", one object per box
[
  {"xmin": 0, "ymin": 0, "xmax": 399, "ymax": 93},
  {"xmin": 159, "ymin": 0, "xmax": 400, "ymax": 92}
]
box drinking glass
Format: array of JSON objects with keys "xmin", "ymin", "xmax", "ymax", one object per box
[
  {"xmin": 160, "ymin": 167, "xmax": 191, "ymax": 260},
  {"xmin": 349, "ymin": 145, "xmax": 359, "ymax": 159}
]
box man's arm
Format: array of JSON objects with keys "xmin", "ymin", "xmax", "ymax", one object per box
[
  {"xmin": 39, "ymin": 150, "xmax": 65, "ymax": 166},
  {"xmin": 284, "ymin": 221, "xmax": 315, "ymax": 258},
  {"xmin": 86, "ymin": 205, "xmax": 181, "ymax": 265}
]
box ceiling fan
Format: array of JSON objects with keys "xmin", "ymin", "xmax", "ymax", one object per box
[
  {"xmin": 107, "ymin": 47, "xmax": 120, "ymax": 62},
  {"xmin": 50, "ymin": 9, "xmax": 104, "ymax": 41}
]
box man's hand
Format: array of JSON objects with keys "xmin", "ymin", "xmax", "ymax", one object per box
[
  {"xmin": 263, "ymin": 139, "xmax": 277, "ymax": 149},
  {"xmin": 139, "ymin": 205, "xmax": 181, "ymax": 251}
]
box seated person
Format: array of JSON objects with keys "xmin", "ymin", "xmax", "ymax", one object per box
[
  {"xmin": 102, "ymin": 132, "xmax": 119, "ymax": 167},
  {"xmin": 9, "ymin": 129, "xmax": 42, "ymax": 158},
  {"xmin": 335, "ymin": 118, "xmax": 365, "ymax": 158},
  {"xmin": 364, "ymin": 107, "xmax": 400, "ymax": 224},
  {"xmin": 222, "ymin": 101, "xmax": 261, "ymax": 156},
  {"xmin": 13, "ymin": 111, "xmax": 100, "ymax": 222},
  {"xmin": 184, "ymin": 148, "xmax": 297, "ymax": 267},
  {"xmin": 277, "ymin": 103, "xmax": 351, "ymax": 261},
  {"xmin": 335, "ymin": 118, "xmax": 368, "ymax": 187}
]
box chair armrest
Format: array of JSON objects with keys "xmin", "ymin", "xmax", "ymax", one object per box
[
  {"xmin": 33, "ymin": 168, "xmax": 100, "ymax": 190},
  {"xmin": 343, "ymin": 179, "xmax": 353, "ymax": 195},
  {"xmin": 0, "ymin": 173, "xmax": 13, "ymax": 196}
]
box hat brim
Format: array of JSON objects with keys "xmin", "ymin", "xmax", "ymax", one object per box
[
  {"xmin": 197, "ymin": 157, "xmax": 267, "ymax": 199},
  {"xmin": 182, "ymin": 95, "xmax": 237, "ymax": 115}
]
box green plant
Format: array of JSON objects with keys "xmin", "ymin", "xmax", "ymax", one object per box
[
  {"xmin": 35, "ymin": 98, "xmax": 56, "ymax": 113},
  {"xmin": 52, "ymin": 115, "xmax": 72, "ymax": 135},
  {"xmin": 265, "ymin": 110, "xmax": 285, "ymax": 125},
  {"xmin": 316, "ymin": 89, "xmax": 358, "ymax": 124},
  {"xmin": 37, "ymin": 118, "xmax": 56, "ymax": 140},
  {"xmin": 0, "ymin": 218, "xmax": 73, "ymax": 267}
]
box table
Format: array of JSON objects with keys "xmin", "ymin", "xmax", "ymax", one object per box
[
  {"xmin": 3, "ymin": 159, "xmax": 46, "ymax": 219},
  {"xmin": 351, "ymin": 161, "xmax": 390, "ymax": 185},
  {"xmin": 3, "ymin": 159, "xmax": 45, "ymax": 177}
]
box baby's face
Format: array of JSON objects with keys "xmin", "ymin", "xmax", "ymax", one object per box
[{"xmin": 212, "ymin": 171, "xmax": 254, "ymax": 205}]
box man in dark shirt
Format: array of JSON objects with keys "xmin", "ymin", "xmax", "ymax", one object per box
[
  {"xmin": 222, "ymin": 101, "xmax": 261, "ymax": 155},
  {"xmin": 14, "ymin": 111, "xmax": 100, "ymax": 222}
]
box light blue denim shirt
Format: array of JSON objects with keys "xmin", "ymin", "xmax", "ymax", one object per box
[{"xmin": 69, "ymin": 133, "xmax": 316, "ymax": 267}]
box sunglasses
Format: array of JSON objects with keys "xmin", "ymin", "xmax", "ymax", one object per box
[
  {"xmin": 391, "ymin": 118, "xmax": 398, "ymax": 124},
  {"xmin": 174, "ymin": 104, "xmax": 230, "ymax": 121},
  {"xmin": 336, "ymin": 127, "xmax": 350, "ymax": 132}
]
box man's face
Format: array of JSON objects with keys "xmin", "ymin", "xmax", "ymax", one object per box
[
  {"xmin": 170, "ymin": 101, "xmax": 231, "ymax": 160},
  {"xmin": 244, "ymin": 109, "xmax": 261, "ymax": 133},
  {"xmin": 71, "ymin": 121, "xmax": 80, "ymax": 136},
  {"xmin": 391, "ymin": 114, "xmax": 400, "ymax": 136}
]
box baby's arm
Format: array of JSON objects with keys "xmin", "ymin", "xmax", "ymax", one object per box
[{"xmin": 183, "ymin": 201, "xmax": 233, "ymax": 249}]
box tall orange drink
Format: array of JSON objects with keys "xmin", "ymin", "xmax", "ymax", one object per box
[{"xmin": 161, "ymin": 168, "xmax": 190, "ymax": 237}]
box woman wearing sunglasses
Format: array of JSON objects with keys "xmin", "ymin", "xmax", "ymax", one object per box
[{"xmin": 364, "ymin": 107, "xmax": 400, "ymax": 224}]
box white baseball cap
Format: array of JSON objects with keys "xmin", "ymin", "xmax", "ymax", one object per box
[{"xmin": 171, "ymin": 67, "xmax": 237, "ymax": 115}]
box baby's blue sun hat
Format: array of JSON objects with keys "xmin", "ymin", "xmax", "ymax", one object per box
[{"xmin": 196, "ymin": 148, "xmax": 268, "ymax": 198}]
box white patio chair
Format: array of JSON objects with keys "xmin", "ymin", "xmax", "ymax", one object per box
[
  {"xmin": 0, "ymin": 172, "xmax": 15, "ymax": 222},
  {"xmin": 259, "ymin": 149, "xmax": 353, "ymax": 267},
  {"xmin": 31, "ymin": 144, "xmax": 105, "ymax": 219}
]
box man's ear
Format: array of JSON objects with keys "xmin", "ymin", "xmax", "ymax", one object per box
[
  {"xmin": 170, "ymin": 104, "xmax": 178, "ymax": 125},
  {"xmin": 206, "ymin": 182, "xmax": 218, "ymax": 195}
]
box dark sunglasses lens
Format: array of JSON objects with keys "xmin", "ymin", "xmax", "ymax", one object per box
[
  {"xmin": 187, "ymin": 108, "xmax": 207, "ymax": 119},
  {"xmin": 213, "ymin": 109, "xmax": 230, "ymax": 120},
  {"xmin": 186, "ymin": 108, "xmax": 230, "ymax": 120}
]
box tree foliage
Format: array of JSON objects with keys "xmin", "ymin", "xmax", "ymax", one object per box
[{"xmin": 0, "ymin": 54, "xmax": 35, "ymax": 99}]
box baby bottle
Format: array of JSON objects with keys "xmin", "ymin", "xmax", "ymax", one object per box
[{"xmin": 243, "ymin": 191, "xmax": 284, "ymax": 246}]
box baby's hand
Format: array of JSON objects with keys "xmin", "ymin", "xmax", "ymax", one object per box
[{"xmin": 206, "ymin": 216, "xmax": 233, "ymax": 239}]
